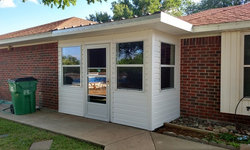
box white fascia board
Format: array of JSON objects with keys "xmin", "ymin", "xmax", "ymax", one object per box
[
  {"xmin": 160, "ymin": 12, "xmax": 193, "ymax": 32},
  {"xmin": 52, "ymin": 14, "xmax": 161, "ymax": 37},
  {"xmin": 193, "ymin": 20, "xmax": 250, "ymax": 33},
  {"xmin": 0, "ymin": 32, "xmax": 52, "ymax": 46}
]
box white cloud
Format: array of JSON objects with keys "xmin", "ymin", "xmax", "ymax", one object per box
[
  {"xmin": 27, "ymin": 0, "xmax": 38, "ymax": 4},
  {"xmin": 0, "ymin": 0, "xmax": 16, "ymax": 8}
]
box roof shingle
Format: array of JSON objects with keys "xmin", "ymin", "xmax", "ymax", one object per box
[
  {"xmin": 0, "ymin": 17, "xmax": 95, "ymax": 40},
  {"xmin": 180, "ymin": 3, "xmax": 250, "ymax": 26}
]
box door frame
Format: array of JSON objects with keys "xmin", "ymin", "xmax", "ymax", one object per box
[{"xmin": 84, "ymin": 43, "xmax": 111, "ymax": 121}]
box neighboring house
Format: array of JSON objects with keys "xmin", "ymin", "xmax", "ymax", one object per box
[{"xmin": 0, "ymin": 3, "xmax": 250, "ymax": 130}]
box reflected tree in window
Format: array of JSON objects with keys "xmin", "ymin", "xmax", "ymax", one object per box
[{"xmin": 117, "ymin": 41, "xmax": 143, "ymax": 64}]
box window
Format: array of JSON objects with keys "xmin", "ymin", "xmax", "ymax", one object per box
[
  {"xmin": 244, "ymin": 35, "xmax": 250, "ymax": 97},
  {"xmin": 161, "ymin": 43, "xmax": 175, "ymax": 89},
  {"xmin": 62, "ymin": 46, "xmax": 81, "ymax": 86},
  {"xmin": 116, "ymin": 41, "xmax": 143, "ymax": 90}
]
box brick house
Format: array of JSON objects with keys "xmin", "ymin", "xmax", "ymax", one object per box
[{"xmin": 0, "ymin": 4, "xmax": 250, "ymax": 130}]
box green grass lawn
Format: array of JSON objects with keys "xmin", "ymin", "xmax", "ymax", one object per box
[{"xmin": 0, "ymin": 118, "xmax": 103, "ymax": 150}]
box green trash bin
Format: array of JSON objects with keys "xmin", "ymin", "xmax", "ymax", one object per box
[{"xmin": 8, "ymin": 77, "xmax": 38, "ymax": 115}]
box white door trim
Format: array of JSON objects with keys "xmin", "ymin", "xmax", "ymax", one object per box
[{"xmin": 84, "ymin": 43, "xmax": 110, "ymax": 121}]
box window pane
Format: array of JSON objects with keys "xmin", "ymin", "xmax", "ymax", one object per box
[
  {"xmin": 244, "ymin": 35, "xmax": 250, "ymax": 65},
  {"xmin": 117, "ymin": 67, "xmax": 142, "ymax": 90},
  {"xmin": 88, "ymin": 76, "xmax": 106, "ymax": 96},
  {"xmin": 117, "ymin": 41, "xmax": 143, "ymax": 64},
  {"xmin": 62, "ymin": 46, "xmax": 81, "ymax": 65},
  {"xmin": 88, "ymin": 69, "xmax": 106, "ymax": 76},
  {"xmin": 88, "ymin": 48, "xmax": 106, "ymax": 68},
  {"xmin": 161, "ymin": 43, "xmax": 175, "ymax": 65},
  {"xmin": 88, "ymin": 96, "xmax": 106, "ymax": 104},
  {"xmin": 161, "ymin": 67, "xmax": 174, "ymax": 89},
  {"xmin": 244, "ymin": 67, "xmax": 250, "ymax": 97},
  {"xmin": 63, "ymin": 67, "xmax": 80, "ymax": 86}
]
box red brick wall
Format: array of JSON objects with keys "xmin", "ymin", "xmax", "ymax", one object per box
[
  {"xmin": 0, "ymin": 42, "xmax": 58, "ymax": 110},
  {"xmin": 181, "ymin": 36, "xmax": 250, "ymax": 125}
]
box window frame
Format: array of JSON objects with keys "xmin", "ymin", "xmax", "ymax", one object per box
[
  {"xmin": 116, "ymin": 41, "xmax": 144, "ymax": 91},
  {"xmin": 160, "ymin": 42, "xmax": 176, "ymax": 91},
  {"xmin": 61, "ymin": 46, "xmax": 82, "ymax": 87},
  {"xmin": 243, "ymin": 34, "xmax": 250, "ymax": 98}
]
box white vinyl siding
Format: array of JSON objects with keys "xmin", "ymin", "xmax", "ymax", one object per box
[
  {"xmin": 151, "ymin": 30, "xmax": 180, "ymax": 130},
  {"xmin": 221, "ymin": 31, "xmax": 250, "ymax": 116}
]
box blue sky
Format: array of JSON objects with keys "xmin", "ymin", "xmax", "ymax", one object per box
[{"xmin": 0, "ymin": 0, "xmax": 113, "ymax": 35}]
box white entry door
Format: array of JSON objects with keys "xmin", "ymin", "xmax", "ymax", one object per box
[{"xmin": 85, "ymin": 44, "xmax": 110, "ymax": 121}]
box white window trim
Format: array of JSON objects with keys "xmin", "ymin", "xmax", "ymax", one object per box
[
  {"xmin": 243, "ymin": 33, "xmax": 250, "ymax": 99},
  {"xmin": 115, "ymin": 41, "xmax": 144, "ymax": 91},
  {"xmin": 160, "ymin": 42, "xmax": 176, "ymax": 91},
  {"xmin": 61, "ymin": 45, "xmax": 82, "ymax": 87}
]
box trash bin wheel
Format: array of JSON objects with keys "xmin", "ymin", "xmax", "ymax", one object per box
[{"xmin": 10, "ymin": 104, "xmax": 14, "ymax": 114}]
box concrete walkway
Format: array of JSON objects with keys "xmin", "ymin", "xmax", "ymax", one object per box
[{"xmin": 0, "ymin": 108, "xmax": 228, "ymax": 150}]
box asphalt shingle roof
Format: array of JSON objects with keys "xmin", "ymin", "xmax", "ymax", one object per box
[
  {"xmin": 180, "ymin": 3, "xmax": 250, "ymax": 26},
  {"xmin": 0, "ymin": 17, "xmax": 95, "ymax": 40}
]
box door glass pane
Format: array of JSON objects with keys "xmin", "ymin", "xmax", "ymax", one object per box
[
  {"xmin": 161, "ymin": 67, "xmax": 174, "ymax": 89},
  {"xmin": 88, "ymin": 76, "xmax": 106, "ymax": 96},
  {"xmin": 117, "ymin": 67, "xmax": 142, "ymax": 90},
  {"xmin": 88, "ymin": 96, "xmax": 106, "ymax": 104},
  {"xmin": 117, "ymin": 41, "xmax": 143, "ymax": 64},
  {"xmin": 88, "ymin": 48, "xmax": 106, "ymax": 67},
  {"xmin": 244, "ymin": 67, "xmax": 250, "ymax": 97},
  {"xmin": 88, "ymin": 69, "xmax": 106, "ymax": 76},
  {"xmin": 161, "ymin": 43, "xmax": 175, "ymax": 65},
  {"xmin": 62, "ymin": 46, "xmax": 81, "ymax": 65},
  {"xmin": 63, "ymin": 67, "xmax": 80, "ymax": 86},
  {"xmin": 244, "ymin": 35, "xmax": 250, "ymax": 65}
]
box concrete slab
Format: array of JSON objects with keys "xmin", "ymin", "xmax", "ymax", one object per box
[
  {"xmin": 0, "ymin": 109, "xmax": 146, "ymax": 146},
  {"xmin": 29, "ymin": 140, "xmax": 53, "ymax": 150},
  {"xmin": 105, "ymin": 132, "xmax": 155, "ymax": 150},
  {"xmin": 240, "ymin": 144, "xmax": 250, "ymax": 150},
  {"xmin": 151, "ymin": 132, "xmax": 228, "ymax": 150}
]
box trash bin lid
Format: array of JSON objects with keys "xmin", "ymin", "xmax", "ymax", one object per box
[{"xmin": 8, "ymin": 77, "xmax": 37, "ymax": 83}]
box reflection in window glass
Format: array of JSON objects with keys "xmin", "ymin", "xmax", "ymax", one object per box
[
  {"xmin": 88, "ymin": 76, "xmax": 106, "ymax": 96},
  {"xmin": 117, "ymin": 41, "xmax": 143, "ymax": 64},
  {"xmin": 63, "ymin": 67, "xmax": 80, "ymax": 86},
  {"xmin": 62, "ymin": 46, "xmax": 81, "ymax": 65},
  {"xmin": 88, "ymin": 48, "xmax": 106, "ymax": 68},
  {"xmin": 88, "ymin": 96, "xmax": 106, "ymax": 104},
  {"xmin": 161, "ymin": 67, "xmax": 174, "ymax": 89},
  {"xmin": 117, "ymin": 67, "xmax": 142, "ymax": 90},
  {"xmin": 161, "ymin": 43, "xmax": 175, "ymax": 65},
  {"xmin": 88, "ymin": 69, "xmax": 106, "ymax": 76},
  {"xmin": 244, "ymin": 68, "xmax": 250, "ymax": 97},
  {"xmin": 244, "ymin": 35, "xmax": 250, "ymax": 65}
]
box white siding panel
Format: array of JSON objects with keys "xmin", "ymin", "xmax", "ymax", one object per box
[
  {"xmin": 151, "ymin": 30, "xmax": 180, "ymax": 130},
  {"xmin": 221, "ymin": 31, "xmax": 250, "ymax": 116}
]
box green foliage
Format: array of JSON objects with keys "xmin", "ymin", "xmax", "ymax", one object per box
[
  {"xmin": 117, "ymin": 53, "xmax": 143, "ymax": 64},
  {"xmin": 87, "ymin": 12, "xmax": 111, "ymax": 23},
  {"xmin": 0, "ymin": 118, "xmax": 102, "ymax": 150},
  {"xmin": 22, "ymin": 0, "xmax": 106, "ymax": 9},
  {"xmin": 205, "ymin": 133, "xmax": 250, "ymax": 148},
  {"xmin": 62, "ymin": 55, "xmax": 80, "ymax": 65},
  {"xmin": 111, "ymin": 0, "xmax": 192, "ymax": 19},
  {"xmin": 185, "ymin": 0, "xmax": 250, "ymax": 15}
]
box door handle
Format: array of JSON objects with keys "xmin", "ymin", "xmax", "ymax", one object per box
[{"xmin": 106, "ymin": 80, "xmax": 110, "ymax": 86}]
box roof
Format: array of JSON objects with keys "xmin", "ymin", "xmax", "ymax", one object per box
[
  {"xmin": 0, "ymin": 17, "xmax": 95, "ymax": 40},
  {"xmin": 180, "ymin": 3, "xmax": 250, "ymax": 26}
]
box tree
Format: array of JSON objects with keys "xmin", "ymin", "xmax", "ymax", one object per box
[
  {"xmin": 185, "ymin": 0, "xmax": 250, "ymax": 15},
  {"xmin": 111, "ymin": 0, "xmax": 192, "ymax": 20},
  {"xmin": 86, "ymin": 12, "xmax": 111, "ymax": 23},
  {"xmin": 20, "ymin": 0, "xmax": 106, "ymax": 9},
  {"xmin": 62, "ymin": 55, "xmax": 80, "ymax": 65}
]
